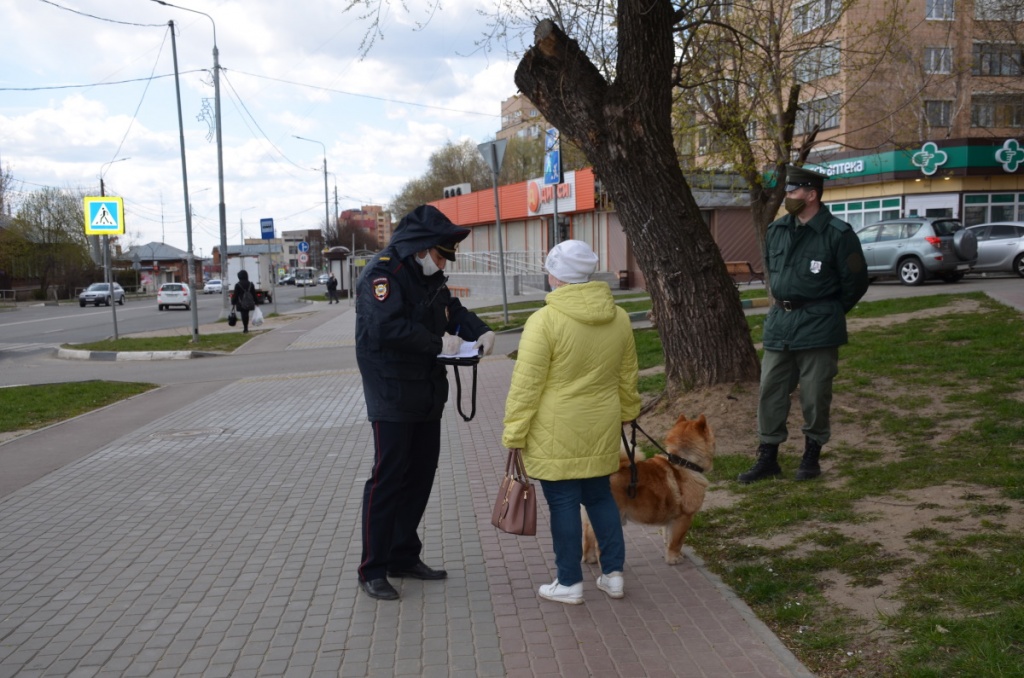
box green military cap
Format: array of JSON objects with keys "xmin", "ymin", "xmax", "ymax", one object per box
[{"xmin": 784, "ymin": 165, "xmax": 827, "ymax": 193}]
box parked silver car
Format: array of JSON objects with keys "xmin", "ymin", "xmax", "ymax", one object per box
[
  {"xmin": 856, "ymin": 217, "xmax": 978, "ymax": 286},
  {"xmin": 79, "ymin": 282, "xmax": 125, "ymax": 307},
  {"xmin": 965, "ymin": 222, "xmax": 1024, "ymax": 278}
]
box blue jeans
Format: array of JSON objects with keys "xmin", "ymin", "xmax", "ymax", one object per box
[{"xmin": 539, "ymin": 476, "xmax": 624, "ymax": 586}]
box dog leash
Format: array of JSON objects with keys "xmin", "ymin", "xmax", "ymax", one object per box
[
  {"xmin": 620, "ymin": 424, "xmax": 640, "ymax": 499},
  {"xmin": 625, "ymin": 420, "xmax": 707, "ymax": 477}
]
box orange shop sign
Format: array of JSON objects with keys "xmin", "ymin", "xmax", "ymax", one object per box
[{"xmin": 526, "ymin": 171, "xmax": 578, "ymax": 216}]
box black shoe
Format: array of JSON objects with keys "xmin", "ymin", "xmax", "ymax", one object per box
[
  {"xmin": 387, "ymin": 561, "xmax": 447, "ymax": 580},
  {"xmin": 738, "ymin": 443, "xmax": 782, "ymax": 484},
  {"xmin": 795, "ymin": 437, "xmax": 822, "ymax": 481},
  {"xmin": 360, "ymin": 578, "xmax": 399, "ymax": 600}
]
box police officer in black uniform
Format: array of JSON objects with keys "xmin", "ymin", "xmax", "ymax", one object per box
[
  {"xmin": 738, "ymin": 165, "xmax": 868, "ymax": 484},
  {"xmin": 355, "ymin": 204, "xmax": 496, "ymax": 601}
]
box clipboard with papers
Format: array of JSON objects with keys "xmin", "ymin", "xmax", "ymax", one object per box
[{"xmin": 437, "ymin": 339, "xmax": 482, "ymax": 421}]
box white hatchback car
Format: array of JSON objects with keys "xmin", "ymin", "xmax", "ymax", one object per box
[
  {"xmin": 157, "ymin": 283, "xmax": 192, "ymax": 310},
  {"xmin": 966, "ymin": 222, "xmax": 1024, "ymax": 278}
]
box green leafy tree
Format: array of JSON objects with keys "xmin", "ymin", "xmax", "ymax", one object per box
[{"xmin": 10, "ymin": 187, "xmax": 94, "ymax": 297}]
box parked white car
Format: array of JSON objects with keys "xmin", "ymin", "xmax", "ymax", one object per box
[
  {"xmin": 157, "ymin": 283, "xmax": 192, "ymax": 310},
  {"xmin": 203, "ymin": 279, "xmax": 223, "ymax": 294}
]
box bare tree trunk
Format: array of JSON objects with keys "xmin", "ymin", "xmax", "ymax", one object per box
[{"xmin": 516, "ymin": 14, "xmax": 759, "ymax": 391}]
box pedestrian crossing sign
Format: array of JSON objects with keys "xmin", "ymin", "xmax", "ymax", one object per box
[{"xmin": 83, "ymin": 197, "xmax": 125, "ymax": 235}]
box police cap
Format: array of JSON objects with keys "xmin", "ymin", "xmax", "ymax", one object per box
[{"xmin": 784, "ymin": 165, "xmax": 827, "ymax": 193}]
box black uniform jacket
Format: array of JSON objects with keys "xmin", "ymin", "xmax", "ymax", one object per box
[{"xmin": 355, "ymin": 211, "xmax": 490, "ymax": 422}]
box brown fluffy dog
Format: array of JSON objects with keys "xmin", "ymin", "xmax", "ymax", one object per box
[{"xmin": 583, "ymin": 414, "xmax": 715, "ymax": 565}]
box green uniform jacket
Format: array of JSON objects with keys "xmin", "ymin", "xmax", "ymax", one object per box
[
  {"xmin": 502, "ymin": 281, "xmax": 642, "ymax": 481},
  {"xmin": 762, "ymin": 206, "xmax": 869, "ymax": 351}
]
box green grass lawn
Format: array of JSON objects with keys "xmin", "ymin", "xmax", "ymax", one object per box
[
  {"xmin": 68, "ymin": 332, "xmax": 256, "ymax": 353},
  {"xmin": 0, "ymin": 381, "xmax": 156, "ymax": 432}
]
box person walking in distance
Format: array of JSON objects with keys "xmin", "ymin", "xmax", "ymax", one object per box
[
  {"xmin": 739, "ymin": 165, "xmax": 869, "ymax": 484},
  {"xmin": 354, "ymin": 204, "xmax": 496, "ymax": 601},
  {"xmin": 326, "ymin": 273, "xmax": 339, "ymax": 304},
  {"xmin": 231, "ymin": 270, "xmax": 258, "ymax": 334}
]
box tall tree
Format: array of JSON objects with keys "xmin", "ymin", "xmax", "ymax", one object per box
[
  {"xmin": 349, "ymin": 0, "xmax": 763, "ymax": 390},
  {"xmin": 515, "ymin": 15, "xmax": 760, "ymax": 389},
  {"xmin": 390, "ymin": 139, "xmax": 492, "ymax": 218},
  {"xmin": 10, "ymin": 187, "xmax": 93, "ymax": 296}
]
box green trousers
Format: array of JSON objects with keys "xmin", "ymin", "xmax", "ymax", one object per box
[{"xmin": 757, "ymin": 346, "xmax": 839, "ymax": 446}]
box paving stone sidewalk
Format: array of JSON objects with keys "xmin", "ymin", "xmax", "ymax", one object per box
[{"xmin": 0, "ymin": 307, "xmax": 812, "ymax": 677}]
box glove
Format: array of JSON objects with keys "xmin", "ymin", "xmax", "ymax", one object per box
[
  {"xmin": 473, "ymin": 331, "xmax": 496, "ymax": 356},
  {"xmin": 440, "ymin": 333, "xmax": 462, "ymax": 356}
]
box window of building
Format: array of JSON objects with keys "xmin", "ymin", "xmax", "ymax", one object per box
[
  {"xmin": 828, "ymin": 198, "xmax": 902, "ymax": 230},
  {"xmin": 963, "ymin": 193, "xmax": 1024, "ymax": 225},
  {"xmin": 975, "ymin": 0, "xmax": 1024, "ymax": 20},
  {"xmin": 926, "ymin": 0, "xmax": 954, "ymax": 19},
  {"xmin": 924, "ymin": 47, "xmax": 953, "ymax": 74},
  {"xmin": 971, "ymin": 95, "xmax": 1024, "ymax": 127},
  {"xmin": 794, "ymin": 0, "xmax": 841, "ymax": 33},
  {"xmin": 795, "ymin": 93, "xmax": 841, "ymax": 135},
  {"xmin": 925, "ymin": 100, "xmax": 953, "ymax": 126},
  {"xmin": 972, "ymin": 43, "xmax": 1023, "ymax": 76},
  {"xmin": 795, "ymin": 42, "xmax": 841, "ymax": 82}
]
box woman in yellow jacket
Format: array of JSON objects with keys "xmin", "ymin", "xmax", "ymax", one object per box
[{"xmin": 502, "ymin": 240, "xmax": 641, "ymax": 604}]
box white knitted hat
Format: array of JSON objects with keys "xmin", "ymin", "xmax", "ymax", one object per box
[{"xmin": 545, "ymin": 240, "xmax": 598, "ymax": 284}]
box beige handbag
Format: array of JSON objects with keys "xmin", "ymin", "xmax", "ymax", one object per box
[{"xmin": 491, "ymin": 448, "xmax": 537, "ymax": 536}]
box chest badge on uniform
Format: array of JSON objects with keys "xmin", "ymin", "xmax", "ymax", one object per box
[
  {"xmin": 810, "ymin": 260, "xmax": 822, "ymax": 274},
  {"xmin": 372, "ymin": 277, "xmax": 390, "ymax": 302}
]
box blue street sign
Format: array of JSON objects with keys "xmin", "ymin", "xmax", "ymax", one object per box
[
  {"xmin": 297, "ymin": 241, "xmax": 310, "ymax": 253},
  {"xmin": 260, "ymin": 218, "xmax": 274, "ymax": 240},
  {"xmin": 544, "ymin": 150, "xmax": 562, "ymax": 186}
]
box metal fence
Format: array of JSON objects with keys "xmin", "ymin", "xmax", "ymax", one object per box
[{"xmin": 447, "ymin": 250, "xmax": 546, "ymax": 275}]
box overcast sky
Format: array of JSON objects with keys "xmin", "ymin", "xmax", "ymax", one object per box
[{"xmin": 1, "ymin": 0, "xmax": 525, "ymax": 257}]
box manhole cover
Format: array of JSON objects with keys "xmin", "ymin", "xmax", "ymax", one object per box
[{"xmin": 150, "ymin": 427, "xmax": 225, "ymax": 439}]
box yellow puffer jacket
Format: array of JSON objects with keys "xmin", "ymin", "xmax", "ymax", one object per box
[{"xmin": 502, "ymin": 281, "xmax": 642, "ymax": 481}]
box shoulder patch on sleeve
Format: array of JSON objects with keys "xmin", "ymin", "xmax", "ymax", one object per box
[
  {"xmin": 379, "ymin": 256, "xmax": 390, "ymax": 261},
  {"xmin": 372, "ymin": 277, "xmax": 390, "ymax": 302}
]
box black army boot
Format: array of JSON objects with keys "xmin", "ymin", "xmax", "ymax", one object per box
[
  {"xmin": 795, "ymin": 437, "xmax": 822, "ymax": 481},
  {"xmin": 737, "ymin": 443, "xmax": 782, "ymax": 484}
]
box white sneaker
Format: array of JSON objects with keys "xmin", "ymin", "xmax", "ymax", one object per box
[
  {"xmin": 596, "ymin": 571, "xmax": 624, "ymax": 599},
  {"xmin": 538, "ymin": 579, "xmax": 584, "ymax": 605}
]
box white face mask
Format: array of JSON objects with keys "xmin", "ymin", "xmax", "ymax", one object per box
[{"xmin": 417, "ymin": 250, "xmax": 440, "ymax": 276}]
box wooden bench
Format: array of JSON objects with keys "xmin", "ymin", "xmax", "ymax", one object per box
[
  {"xmin": 725, "ymin": 261, "xmax": 764, "ymax": 285},
  {"xmin": 448, "ymin": 286, "xmax": 470, "ymax": 298}
]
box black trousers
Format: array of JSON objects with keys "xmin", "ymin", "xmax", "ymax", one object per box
[{"xmin": 358, "ymin": 419, "xmax": 441, "ymax": 582}]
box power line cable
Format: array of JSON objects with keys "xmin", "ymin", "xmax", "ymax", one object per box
[
  {"xmin": 227, "ymin": 68, "xmax": 497, "ymax": 119},
  {"xmin": 104, "ymin": 27, "xmax": 171, "ymax": 168},
  {"xmin": 34, "ymin": 0, "xmax": 166, "ymax": 27},
  {"xmin": 0, "ymin": 71, "xmax": 204, "ymax": 92}
]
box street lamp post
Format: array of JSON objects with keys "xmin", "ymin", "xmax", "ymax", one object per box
[
  {"xmin": 239, "ymin": 206, "xmax": 257, "ymax": 245},
  {"xmin": 152, "ymin": 0, "xmax": 229, "ymax": 317},
  {"xmin": 293, "ymin": 135, "xmax": 330, "ymax": 261}
]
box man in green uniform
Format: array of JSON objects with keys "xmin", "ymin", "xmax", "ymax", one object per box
[{"xmin": 739, "ymin": 165, "xmax": 869, "ymax": 483}]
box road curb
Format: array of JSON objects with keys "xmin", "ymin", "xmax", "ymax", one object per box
[{"xmin": 57, "ymin": 348, "xmax": 200, "ymax": 361}]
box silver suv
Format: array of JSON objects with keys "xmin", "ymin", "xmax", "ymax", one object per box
[{"xmin": 856, "ymin": 217, "xmax": 978, "ymax": 286}]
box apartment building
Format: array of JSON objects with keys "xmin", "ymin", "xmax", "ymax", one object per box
[
  {"xmin": 498, "ymin": 94, "xmax": 548, "ymax": 142},
  {"xmin": 686, "ymin": 0, "xmax": 1023, "ymax": 227}
]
